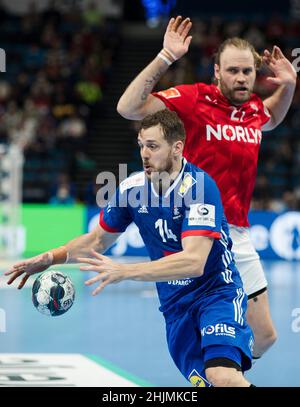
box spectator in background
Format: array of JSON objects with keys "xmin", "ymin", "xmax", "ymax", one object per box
[
  {"xmin": 2, "ymin": 101, "xmax": 21, "ymax": 129},
  {"xmin": 57, "ymin": 111, "xmax": 95, "ymax": 170},
  {"xmin": 0, "ymin": 2, "xmax": 119, "ymax": 203},
  {"xmin": 281, "ymin": 191, "xmax": 300, "ymax": 211},
  {"xmin": 75, "ymin": 75, "xmax": 103, "ymax": 114},
  {"xmin": 57, "ymin": 111, "xmax": 87, "ymax": 152},
  {"xmin": 49, "ymin": 183, "xmax": 75, "ymax": 205},
  {"xmin": 83, "ymin": 1, "xmax": 104, "ymax": 30},
  {"xmin": 35, "ymin": 113, "xmax": 57, "ymax": 152},
  {"xmin": 9, "ymin": 112, "xmax": 38, "ymax": 150},
  {"xmin": 0, "ymin": 80, "xmax": 12, "ymax": 105},
  {"xmin": 49, "ymin": 172, "xmax": 76, "ymax": 205},
  {"xmin": 251, "ymin": 176, "xmax": 272, "ymax": 210},
  {"xmin": 52, "ymin": 86, "xmax": 77, "ymax": 121},
  {"xmin": 30, "ymin": 71, "xmax": 53, "ymax": 113}
]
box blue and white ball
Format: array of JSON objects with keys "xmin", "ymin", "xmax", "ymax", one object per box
[{"xmin": 32, "ymin": 271, "xmax": 75, "ymax": 316}]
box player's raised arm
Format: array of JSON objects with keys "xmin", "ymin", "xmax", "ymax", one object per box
[
  {"xmin": 262, "ymin": 46, "xmax": 297, "ymax": 131},
  {"xmin": 77, "ymin": 235, "xmax": 213, "ymax": 296},
  {"xmin": 117, "ymin": 16, "xmax": 192, "ymax": 120},
  {"xmin": 3, "ymin": 225, "xmax": 121, "ymax": 289}
]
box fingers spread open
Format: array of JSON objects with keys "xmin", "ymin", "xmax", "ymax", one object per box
[
  {"xmin": 92, "ymin": 281, "xmax": 109, "ymax": 296},
  {"xmin": 266, "ymin": 76, "xmax": 281, "ymax": 85},
  {"xmin": 166, "ymin": 17, "xmax": 175, "ymax": 32},
  {"xmin": 274, "ymin": 46, "xmax": 284, "ymax": 59},
  {"xmin": 7, "ymin": 269, "xmax": 24, "ymax": 285},
  {"xmin": 4, "ymin": 270, "xmax": 14, "ymax": 276},
  {"xmin": 181, "ymin": 22, "xmax": 192, "ymax": 40},
  {"xmin": 85, "ymin": 274, "xmax": 103, "ymax": 286},
  {"xmin": 18, "ymin": 274, "xmax": 30, "ymax": 289},
  {"xmin": 4, "ymin": 263, "xmax": 26, "ymax": 276},
  {"xmin": 90, "ymin": 249, "xmax": 104, "ymax": 260},
  {"xmin": 77, "ymin": 257, "xmax": 100, "ymax": 266},
  {"xmin": 271, "ymin": 46, "xmax": 276, "ymax": 58},
  {"xmin": 184, "ymin": 35, "xmax": 192, "ymax": 48},
  {"xmin": 79, "ymin": 266, "xmax": 98, "ymax": 272},
  {"xmin": 172, "ymin": 16, "xmax": 182, "ymax": 32},
  {"xmin": 177, "ymin": 18, "xmax": 190, "ymax": 36},
  {"xmin": 263, "ymin": 53, "xmax": 276, "ymax": 66}
]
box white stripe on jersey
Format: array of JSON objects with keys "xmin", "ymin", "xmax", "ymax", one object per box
[
  {"xmin": 221, "ymin": 229, "xmax": 229, "ymax": 242},
  {"xmin": 237, "ymin": 288, "xmax": 245, "ymax": 325},
  {"xmin": 227, "ymin": 268, "xmax": 233, "ymax": 283},
  {"xmin": 221, "ymin": 268, "xmax": 233, "ymax": 284},
  {"xmin": 233, "ymin": 288, "xmax": 245, "ymax": 325},
  {"xmin": 224, "ymin": 250, "xmax": 231, "ymax": 265},
  {"xmin": 220, "ymin": 228, "xmax": 233, "ymax": 269},
  {"xmin": 221, "ymin": 269, "xmax": 228, "ymax": 283},
  {"xmin": 233, "ymin": 289, "xmax": 240, "ymax": 324}
]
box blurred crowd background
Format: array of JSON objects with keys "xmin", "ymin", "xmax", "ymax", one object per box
[{"xmin": 0, "ymin": 0, "xmax": 299, "ymax": 210}]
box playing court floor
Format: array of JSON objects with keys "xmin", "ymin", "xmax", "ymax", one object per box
[{"xmin": 1, "ymin": 259, "xmax": 300, "ymax": 387}]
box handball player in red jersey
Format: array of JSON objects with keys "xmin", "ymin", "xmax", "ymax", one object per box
[{"xmin": 117, "ymin": 16, "xmax": 297, "ymax": 360}]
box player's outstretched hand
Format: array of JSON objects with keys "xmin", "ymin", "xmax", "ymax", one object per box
[
  {"xmin": 263, "ymin": 46, "xmax": 297, "ymax": 86},
  {"xmin": 78, "ymin": 249, "xmax": 123, "ymax": 296},
  {"xmin": 4, "ymin": 252, "xmax": 53, "ymax": 289},
  {"xmin": 163, "ymin": 16, "xmax": 192, "ymax": 60}
]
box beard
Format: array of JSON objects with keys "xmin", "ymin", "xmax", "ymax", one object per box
[
  {"xmin": 144, "ymin": 153, "xmax": 178, "ymax": 196},
  {"xmin": 219, "ymin": 78, "xmax": 253, "ymax": 105},
  {"xmin": 144, "ymin": 153, "xmax": 174, "ymax": 179}
]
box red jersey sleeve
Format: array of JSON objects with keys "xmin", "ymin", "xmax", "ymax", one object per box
[{"xmin": 152, "ymin": 84, "xmax": 198, "ymax": 117}]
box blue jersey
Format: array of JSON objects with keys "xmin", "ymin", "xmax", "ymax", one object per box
[{"xmin": 100, "ymin": 159, "xmax": 243, "ymax": 321}]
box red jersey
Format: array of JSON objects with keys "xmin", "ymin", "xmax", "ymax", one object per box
[{"xmin": 153, "ymin": 83, "xmax": 271, "ymax": 227}]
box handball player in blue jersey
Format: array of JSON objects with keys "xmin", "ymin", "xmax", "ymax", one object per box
[{"xmin": 5, "ymin": 109, "xmax": 254, "ymax": 387}]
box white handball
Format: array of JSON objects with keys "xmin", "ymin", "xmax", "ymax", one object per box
[{"xmin": 32, "ymin": 271, "xmax": 75, "ymax": 316}]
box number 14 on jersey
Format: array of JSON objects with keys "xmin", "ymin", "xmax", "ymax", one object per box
[{"xmin": 155, "ymin": 219, "xmax": 178, "ymax": 242}]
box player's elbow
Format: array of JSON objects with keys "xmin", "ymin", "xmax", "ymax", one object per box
[
  {"xmin": 117, "ymin": 99, "xmax": 141, "ymax": 120},
  {"xmin": 262, "ymin": 110, "xmax": 285, "ymax": 131},
  {"xmin": 116, "ymin": 99, "xmax": 130, "ymax": 118},
  {"xmin": 262, "ymin": 117, "xmax": 279, "ymax": 131}
]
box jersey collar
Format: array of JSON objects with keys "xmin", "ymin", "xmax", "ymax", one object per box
[
  {"xmin": 151, "ymin": 158, "xmax": 187, "ymax": 198},
  {"xmin": 212, "ymin": 83, "xmax": 254, "ymax": 108}
]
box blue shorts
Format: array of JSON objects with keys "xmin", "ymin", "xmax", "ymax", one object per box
[{"xmin": 165, "ymin": 287, "xmax": 253, "ymax": 387}]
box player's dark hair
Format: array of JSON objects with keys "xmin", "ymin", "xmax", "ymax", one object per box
[
  {"xmin": 139, "ymin": 109, "xmax": 186, "ymax": 145},
  {"xmin": 214, "ymin": 37, "xmax": 262, "ymax": 69}
]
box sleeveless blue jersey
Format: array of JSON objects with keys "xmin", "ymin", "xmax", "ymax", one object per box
[{"xmin": 100, "ymin": 159, "xmax": 244, "ymax": 321}]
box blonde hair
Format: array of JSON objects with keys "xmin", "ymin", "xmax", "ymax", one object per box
[{"xmin": 214, "ymin": 37, "xmax": 262, "ymax": 69}]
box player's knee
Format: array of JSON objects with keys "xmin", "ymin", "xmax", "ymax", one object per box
[{"xmin": 205, "ymin": 367, "xmax": 242, "ymax": 387}]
